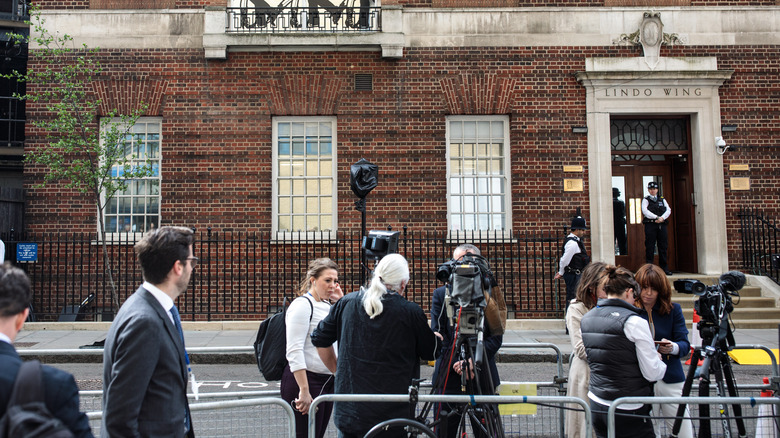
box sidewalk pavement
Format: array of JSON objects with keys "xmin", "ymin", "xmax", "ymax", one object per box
[{"xmin": 14, "ymin": 320, "xmax": 780, "ymax": 365}]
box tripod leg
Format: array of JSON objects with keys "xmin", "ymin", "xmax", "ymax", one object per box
[
  {"xmin": 721, "ymin": 353, "xmax": 748, "ymax": 437},
  {"xmin": 672, "ymin": 348, "xmax": 700, "ymax": 437},
  {"xmin": 710, "ymin": 356, "xmax": 733, "ymax": 437},
  {"xmin": 698, "ymin": 363, "xmax": 712, "ymax": 438}
]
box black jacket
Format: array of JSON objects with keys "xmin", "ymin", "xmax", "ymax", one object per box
[
  {"xmin": 580, "ymin": 299, "xmax": 653, "ymax": 401},
  {"xmin": 0, "ymin": 341, "xmax": 93, "ymax": 438},
  {"xmin": 311, "ymin": 290, "xmax": 439, "ymax": 437}
]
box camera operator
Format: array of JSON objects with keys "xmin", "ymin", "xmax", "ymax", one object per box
[
  {"xmin": 581, "ymin": 266, "xmax": 666, "ymax": 438},
  {"xmin": 430, "ymin": 244, "xmax": 503, "ymax": 438}
]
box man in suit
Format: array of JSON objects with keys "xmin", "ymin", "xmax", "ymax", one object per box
[
  {"xmin": 0, "ymin": 262, "xmax": 93, "ymax": 437},
  {"xmin": 102, "ymin": 226, "xmax": 197, "ymax": 437}
]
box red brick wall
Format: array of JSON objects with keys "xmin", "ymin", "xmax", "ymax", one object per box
[{"xmin": 23, "ymin": 43, "xmax": 780, "ymax": 273}]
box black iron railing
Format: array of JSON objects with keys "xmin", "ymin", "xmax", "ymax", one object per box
[
  {"xmin": 226, "ymin": 6, "xmax": 381, "ymax": 33},
  {"xmin": 1, "ymin": 227, "xmax": 566, "ymax": 321},
  {"xmin": 738, "ymin": 208, "xmax": 780, "ymax": 286}
]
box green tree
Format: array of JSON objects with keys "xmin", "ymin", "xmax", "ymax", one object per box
[{"xmin": 6, "ymin": 11, "xmax": 153, "ymax": 313}]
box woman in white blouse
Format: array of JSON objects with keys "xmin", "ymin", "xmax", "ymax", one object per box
[{"xmin": 281, "ymin": 258, "xmax": 343, "ymax": 438}]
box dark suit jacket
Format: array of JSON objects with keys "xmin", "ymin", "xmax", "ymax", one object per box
[
  {"xmin": 101, "ymin": 286, "xmax": 194, "ymax": 438},
  {"xmin": 0, "ymin": 341, "xmax": 93, "ymax": 437},
  {"xmin": 431, "ymin": 285, "xmax": 502, "ymax": 392},
  {"xmin": 640, "ymin": 302, "xmax": 690, "ymax": 384}
]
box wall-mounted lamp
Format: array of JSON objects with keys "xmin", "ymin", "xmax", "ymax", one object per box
[
  {"xmin": 715, "ymin": 136, "xmax": 730, "ymax": 155},
  {"xmin": 721, "ymin": 124, "xmax": 738, "ymax": 133},
  {"xmin": 571, "ymin": 126, "xmax": 588, "ymax": 134}
]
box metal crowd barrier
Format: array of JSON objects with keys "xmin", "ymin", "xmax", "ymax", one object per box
[
  {"xmin": 86, "ymin": 397, "xmax": 296, "ymax": 438},
  {"xmin": 310, "ymin": 393, "xmax": 591, "ymax": 438},
  {"xmin": 609, "ymin": 396, "xmax": 780, "ymax": 438}
]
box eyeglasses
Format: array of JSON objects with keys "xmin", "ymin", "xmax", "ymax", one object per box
[{"xmin": 186, "ymin": 256, "xmax": 199, "ymax": 267}]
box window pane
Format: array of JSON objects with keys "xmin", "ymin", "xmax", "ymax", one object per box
[
  {"xmin": 279, "ymin": 197, "xmax": 291, "ymax": 214},
  {"xmin": 291, "ymin": 161, "xmax": 304, "ymax": 177},
  {"xmin": 279, "ymin": 180, "xmax": 291, "ymax": 195},
  {"xmin": 321, "ymin": 215, "xmax": 332, "ymax": 231},
  {"xmin": 148, "ymin": 197, "xmax": 159, "ymax": 214},
  {"xmin": 477, "ymin": 121, "xmax": 490, "ymax": 138},
  {"xmin": 320, "ymin": 197, "xmax": 332, "ymax": 214},
  {"xmin": 291, "ymin": 122, "xmax": 304, "ymax": 136},
  {"xmin": 306, "ymin": 161, "xmax": 318, "ymax": 176},
  {"xmin": 307, "ymin": 215, "xmax": 319, "ymax": 231},
  {"xmin": 450, "ymin": 143, "xmax": 461, "ymax": 157},
  {"xmin": 278, "ymin": 141, "xmax": 290, "ymax": 156},
  {"xmin": 450, "ymin": 178, "xmax": 461, "ymax": 194},
  {"xmin": 463, "ymin": 122, "xmax": 476, "ymax": 140},
  {"xmin": 279, "ymin": 161, "xmax": 291, "ymax": 177},
  {"xmin": 278, "ymin": 216, "xmax": 290, "ymax": 231},
  {"xmin": 320, "ymin": 179, "xmax": 332, "ymax": 195},
  {"xmin": 306, "ymin": 179, "xmax": 318, "ymax": 195},
  {"xmin": 319, "ymin": 160, "xmax": 332, "ymax": 176},
  {"xmin": 292, "ymin": 215, "xmax": 305, "ymax": 232},
  {"xmin": 306, "ymin": 197, "xmax": 318, "ymax": 214},
  {"xmin": 491, "ymin": 121, "xmax": 503, "ymax": 137},
  {"xmin": 292, "ymin": 180, "xmax": 304, "ymax": 195},
  {"xmin": 306, "ymin": 139, "xmax": 318, "ymax": 155},
  {"xmin": 451, "ymin": 121, "xmax": 462, "ymax": 139},
  {"xmin": 292, "ymin": 141, "xmax": 304, "ymax": 156},
  {"xmin": 320, "ymin": 140, "xmax": 332, "ymax": 155},
  {"xmin": 477, "ymin": 160, "xmax": 488, "ymax": 175}
]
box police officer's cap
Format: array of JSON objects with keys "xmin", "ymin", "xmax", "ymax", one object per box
[
  {"xmin": 570, "ymin": 216, "xmax": 587, "ymax": 230},
  {"xmin": 647, "ymin": 181, "xmax": 659, "ymax": 189}
]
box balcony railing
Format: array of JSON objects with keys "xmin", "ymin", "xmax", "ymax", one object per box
[
  {"xmin": 0, "ymin": 0, "xmax": 29, "ymax": 22},
  {"xmin": 226, "ymin": 6, "xmax": 381, "ymax": 33}
]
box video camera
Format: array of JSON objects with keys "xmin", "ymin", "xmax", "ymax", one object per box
[
  {"xmin": 437, "ymin": 254, "xmax": 495, "ymax": 336},
  {"xmin": 673, "ymin": 271, "xmax": 745, "ymax": 341}
]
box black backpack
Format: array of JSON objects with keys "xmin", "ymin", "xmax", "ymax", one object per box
[
  {"xmin": 254, "ymin": 296, "xmax": 313, "ymax": 381},
  {"xmin": 0, "ymin": 360, "xmax": 74, "ymax": 438}
]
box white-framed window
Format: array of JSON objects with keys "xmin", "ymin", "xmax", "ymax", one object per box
[
  {"xmin": 446, "ymin": 115, "xmax": 511, "ymax": 233},
  {"xmin": 272, "ymin": 117, "xmax": 337, "ymax": 238},
  {"xmin": 102, "ymin": 117, "xmax": 162, "ymax": 237}
]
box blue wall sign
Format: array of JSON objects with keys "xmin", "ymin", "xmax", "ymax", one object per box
[{"xmin": 16, "ymin": 243, "xmax": 38, "ymax": 262}]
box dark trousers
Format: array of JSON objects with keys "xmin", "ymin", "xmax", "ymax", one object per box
[
  {"xmin": 644, "ymin": 222, "xmax": 669, "ymax": 270},
  {"xmin": 563, "ymin": 271, "xmax": 580, "ymax": 304},
  {"xmin": 591, "ymin": 400, "xmax": 655, "ymax": 438},
  {"xmin": 280, "ymin": 365, "xmax": 335, "ymax": 438}
]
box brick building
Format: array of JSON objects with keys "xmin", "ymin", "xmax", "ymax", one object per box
[{"xmin": 6, "ymin": 0, "xmax": 780, "ymax": 319}]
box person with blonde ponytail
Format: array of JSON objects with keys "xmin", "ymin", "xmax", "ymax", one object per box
[
  {"xmin": 311, "ymin": 254, "xmax": 441, "ymax": 438},
  {"xmin": 281, "ymin": 258, "xmax": 343, "ymax": 438}
]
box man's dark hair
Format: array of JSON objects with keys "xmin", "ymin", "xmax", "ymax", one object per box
[
  {"xmin": 135, "ymin": 226, "xmax": 195, "ymax": 285},
  {"xmin": 0, "ymin": 262, "xmax": 31, "ymax": 317}
]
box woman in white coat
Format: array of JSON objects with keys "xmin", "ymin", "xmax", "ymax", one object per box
[{"xmin": 566, "ymin": 261, "xmax": 608, "ymax": 438}]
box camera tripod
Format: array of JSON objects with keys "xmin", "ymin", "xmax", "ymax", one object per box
[
  {"xmin": 671, "ymin": 319, "xmax": 746, "ymax": 438},
  {"xmin": 420, "ymin": 327, "xmax": 505, "ymax": 438}
]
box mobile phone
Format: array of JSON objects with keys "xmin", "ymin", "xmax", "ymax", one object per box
[{"xmin": 654, "ymin": 341, "xmax": 671, "ymax": 345}]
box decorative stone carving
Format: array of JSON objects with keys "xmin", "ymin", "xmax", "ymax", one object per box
[{"xmin": 613, "ymin": 12, "xmax": 683, "ymax": 69}]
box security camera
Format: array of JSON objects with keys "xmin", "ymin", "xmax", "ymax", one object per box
[{"xmin": 715, "ymin": 136, "xmax": 729, "ymax": 155}]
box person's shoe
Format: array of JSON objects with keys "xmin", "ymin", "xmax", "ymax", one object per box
[{"xmin": 665, "ymin": 270, "xmax": 673, "ymax": 276}]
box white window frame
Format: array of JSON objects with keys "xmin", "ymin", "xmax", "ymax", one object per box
[
  {"xmin": 99, "ymin": 117, "xmax": 162, "ymax": 243},
  {"xmin": 446, "ymin": 115, "xmax": 512, "ymax": 238},
  {"xmin": 272, "ymin": 116, "xmax": 338, "ymax": 240}
]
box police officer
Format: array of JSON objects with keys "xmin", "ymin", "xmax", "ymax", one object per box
[
  {"xmin": 642, "ymin": 181, "xmax": 672, "ymax": 275},
  {"xmin": 555, "ymin": 216, "xmax": 590, "ymax": 310}
]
